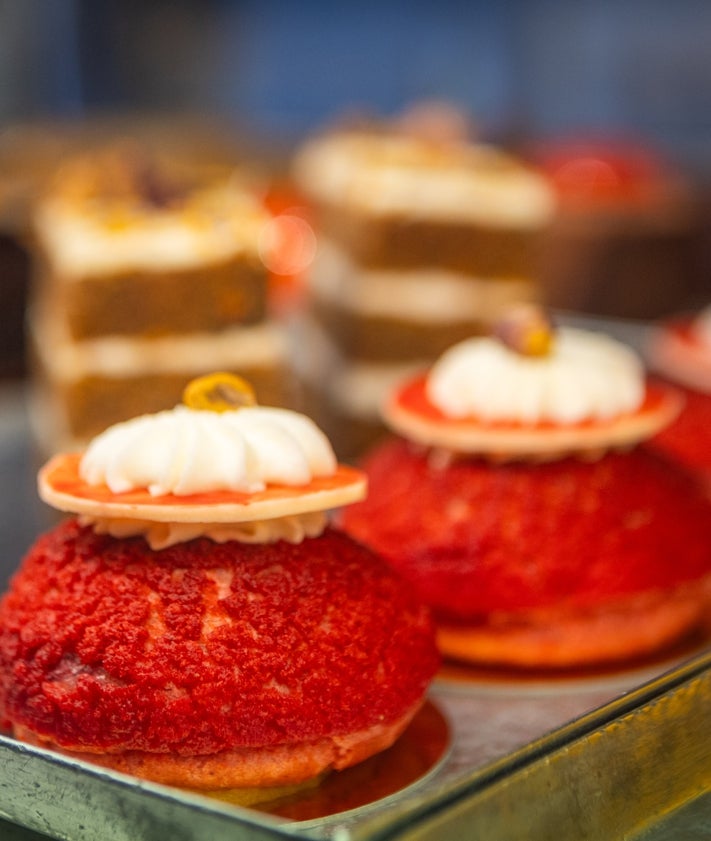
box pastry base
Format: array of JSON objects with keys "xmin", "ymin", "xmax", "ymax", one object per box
[
  {"xmin": 13, "ymin": 704, "xmax": 420, "ymax": 790},
  {"xmin": 437, "ymin": 586, "xmax": 710, "ymax": 668}
]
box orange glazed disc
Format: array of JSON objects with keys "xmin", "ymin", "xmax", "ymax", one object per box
[
  {"xmin": 39, "ymin": 453, "xmax": 367, "ymax": 523},
  {"xmin": 384, "ymin": 376, "xmax": 682, "ymax": 460}
]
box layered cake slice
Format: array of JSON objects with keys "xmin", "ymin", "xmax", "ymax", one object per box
[
  {"xmin": 29, "ymin": 145, "xmax": 296, "ymax": 452},
  {"xmin": 292, "ymin": 124, "xmax": 556, "ymax": 458}
]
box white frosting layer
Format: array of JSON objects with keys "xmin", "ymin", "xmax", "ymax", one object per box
[
  {"xmin": 427, "ymin": 327, "xmax": 645, "ymax": 424},
  {"xmin": 80, "ymin": 405, "xmax": 337, "ymax": 496},
  {"xmin": 291, "ymin": 314, "xmax": 427, "ymax": 420},
  {"xmin": 335, "ymin": 359, "xmax": 427, "ymax": 419},
  {"xmin": 80, "ymin": 511, "xmax": 328, "ymax": 550},
  {"xmin": 294, "ymin": 132, "xmax": 555, "ymax": 228},
  {"xmin": 35, "ymin": 187, "xmax": 266, "ymax": 277},
  {"xmin": 310, "ymin": 239, "xmax": 535, "ymax": 323}
]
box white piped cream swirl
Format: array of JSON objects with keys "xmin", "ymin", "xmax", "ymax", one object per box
[
  {"xmin": 427, "ymin": 327, "xmax": 644, "ymax": 424},
  {"xmin": 80, "ymin": 405, "xmax": 337, "ymax": 496}
]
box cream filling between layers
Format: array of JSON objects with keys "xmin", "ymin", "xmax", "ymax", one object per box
[
  {"xmin": 333, "ymin": 360, "xmax": 428, "ymax": 419},
  {"xmin": 30, "ymin": 304, "xmax": 287, "ymax": 381},
  {"xmin": 292, "ymin": 316, "xmax": 426, "ymax": 420},
  {"xmin": 80, "ymin": 511, "xmax": 329, "ymax": 550},
  {"xmin": 293, "ymin": 132, "xmax": 555, "ymax": 228},
  {"xmin": 309, "ymin": 239, "xmax": 536, "ymax": 323}
]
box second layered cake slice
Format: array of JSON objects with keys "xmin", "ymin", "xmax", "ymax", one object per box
[{"xmin": 292, "ymin": 124, "xmax": 556, "ymax": 458}]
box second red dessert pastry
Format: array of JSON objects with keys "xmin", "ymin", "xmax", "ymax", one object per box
[
  {"xmin": 647, "ymin": 306, "xmax": 711, "ymax": 489},
  {"xmin": 342, "ymin": 307, "xmax": 711, "ymax": 669}
]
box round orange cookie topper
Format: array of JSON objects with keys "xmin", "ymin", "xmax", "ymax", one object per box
[
  {"xmin": 39, "ymin": 454, "xmax": 366, "ymax": 524},
  {"xmin": 384, "ymin": 376, "xmax": 682, "ymax": 461},
  {"xmin": 383, "ymin": 310, "xmax": 683, "ymax": 461},
  {"xmin": 38, "ymin": 373, "xmax": 367, "ymax": 523}
]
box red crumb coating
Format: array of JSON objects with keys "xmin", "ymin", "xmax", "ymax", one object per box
[
  {"xmin": 342, "ymin": 438, "xmax": 711, "ymax": 622},
  {"xmin": 649, "ymin": 386, "xmax": 711, "ymax": 476},
  {"xmin": 0, "ymin": 521, "xmax": 438, "ymax": 755}
]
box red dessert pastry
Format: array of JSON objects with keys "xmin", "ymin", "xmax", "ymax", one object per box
[
  {"xmin": 0, "ymin": 375, "xmax": 439, "ymax": 790},
  {"xmin": 0, "ymin": 520, "xmax": 436, "ymax": 788},
  {"xmin": 647, "ymin": 313, "xmax": 711, "ymax": 487},
  {"xmin": 344, "ymin": 439, "xmax": 711, "ymax": 667},
  {"xmin": 342, "ymin": 309, "xmax": 711, "ymax": 668}
]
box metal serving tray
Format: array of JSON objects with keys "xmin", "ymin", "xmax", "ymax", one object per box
[
  {"xmin": 0, "ymin": 354, "xmax": 709, "ymax": 840},
  {"xmin": 0, "ymin": 651, "xmax": 709, "ymax": 841}
]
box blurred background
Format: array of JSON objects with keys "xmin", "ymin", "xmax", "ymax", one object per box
[
  {"xmin": 2, "ymin": 0, "xmax": 711, "ymax": 160},
  {"xmin": 1, "ymin": 0, "xmax": 710, "ymax": 160},
  {"xmin": 3, "ymin": 0, "xmax": 711, "ymax": 567},
  {"xmin": 1, "ymin": 0, "xmax": 711, "ymax": 359}
]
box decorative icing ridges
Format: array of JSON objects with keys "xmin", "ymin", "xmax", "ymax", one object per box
[
  {"xmin": 384, "ymin": 312, "xmax": 682, "ymax": 462},
  {"xmin": 39, "ymin": 374, "xmax": 367, "ymax": 548}
]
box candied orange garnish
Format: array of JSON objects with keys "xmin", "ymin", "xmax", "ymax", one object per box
[
  {"xmin": 494, "ymin": 304, "xmax": 554, "ymax": 357},
  {"xmin": 182, "ymin": 373, "xmax": 257, "ymax": 412}
]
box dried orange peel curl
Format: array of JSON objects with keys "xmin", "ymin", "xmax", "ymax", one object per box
[
  {"xmin": 493, "ymin": 303, "xmax": 554, "ymax": 358},
  {"xmin": 182, "ymin": 372, "xmax": 257, "ymax": 412}
]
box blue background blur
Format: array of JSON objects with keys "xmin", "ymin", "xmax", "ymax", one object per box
[{"xmin": 2, "ymin": 0, "xmax": 711, "ymax": 168}]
